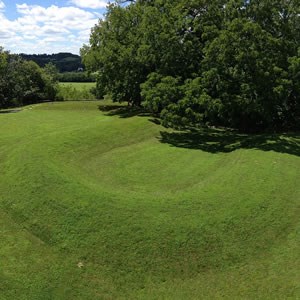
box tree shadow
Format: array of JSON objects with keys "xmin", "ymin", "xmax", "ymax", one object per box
[
  {"xmin": 98, "ymin": 104, "xmax": 150, "ymax": 118},
  {"xmin": 149, "ymin": 118, "xmax": 161, "ymax": 125},
  {"xmin": 159, "ymin": 129, "xmax": 300, "ymax": 157},
  {"xmin": 97, "ymin": 103, "xmax": 300, "ymax": 157},
  {"xmin": 0, "ymin": 109, "xmax": 22, "ymax": 114}
]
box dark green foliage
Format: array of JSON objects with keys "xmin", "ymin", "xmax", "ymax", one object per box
[
  {"xmin": 161, "ymin": 78, "xmax": 221, "ymax": 129},
  {"xmin": 82, "ymin": 4, "xmax": 147, "ymax": 106},
  {"xmin": 57, "ymin": 71, "xmax": 96, "ymax": 83},
  {"xmin": 141, "ymin": 73, "xmax": 183, "ymax": 113},
  {"xmin": 83, "ymin": 0, "xmax": 299, "ymax": 131},
  {"xmin": 0, "ymin": 47, "xmax": 59, "ymax": 108},
  {"xmin": 20, "ymin": 52, "xmax": 83, "ymax": 73},
  {"xmin": 44, "ymin": 62, "xmax": 59, "ymax": 82}
]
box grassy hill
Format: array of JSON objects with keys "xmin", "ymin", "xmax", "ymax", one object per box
[{"xmin": 0, "ymin": 101, "xmax": 299, "ymax": 299}]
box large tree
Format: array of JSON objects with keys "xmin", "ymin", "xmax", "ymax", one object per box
[{"xmin": 82, "ymin": 0, "xmax": 300, "ymax": 131}]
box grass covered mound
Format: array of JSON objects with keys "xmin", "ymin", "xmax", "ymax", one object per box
[{"xmin": 0, "ymin": 101, "xmax": 299, "ymax": 299}]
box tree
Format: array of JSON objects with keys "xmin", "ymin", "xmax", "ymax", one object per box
[
  {"xmin": 82, "ymin": 3, "xmax": 146, "ymax": 105},
  {"xmin": 82, "ymin": 0, "xmax": 300, "ymax": 131},
  {"xmin": 0, "ymin": 46, "xmax": 59, "ymax": 108}
]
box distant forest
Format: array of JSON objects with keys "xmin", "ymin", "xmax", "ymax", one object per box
[{"xmin": 20, "ymin": 53, "xmax": 83, "ymax": 73}]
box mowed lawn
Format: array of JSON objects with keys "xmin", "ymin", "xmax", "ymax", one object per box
[{"xmin": 0, "ymin": 101, "xmax": 299, "ymax": 299}]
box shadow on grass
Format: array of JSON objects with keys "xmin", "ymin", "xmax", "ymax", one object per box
[
  {"xmin": 159, "ymin": 129, "xmax": 300, "ymax": 157},
  {"xmin": 97, "ymin": 103, "xmax": 300, "ymax": 156},
  {"xmin": 98, "ymin": 104, "xmax": 150, "ymax": 118},
  {"xmin": 0, "ymin": 109, "xmax": 22, "ymax": 114}
]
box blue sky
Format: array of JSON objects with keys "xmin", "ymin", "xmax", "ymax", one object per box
[{"xmin": 0, "ymin": 0, "xmax": 111, "ymax": 54}]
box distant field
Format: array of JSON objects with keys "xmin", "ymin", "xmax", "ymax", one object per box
[
  {"xmin": 58, "ymin": 82, "xmax": 96, "ymax": 100},
  {"xmin": 59, "ymin": 82, "xmax": 96, "ymax": 90},
  {"xmin": 0, "ymin": 101, "xmax": 299, "ymax": 299}
]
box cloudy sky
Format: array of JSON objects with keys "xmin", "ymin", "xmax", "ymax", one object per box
[{"xmin": 0, "ymin": 0, "xmax": 111, "ymax": 54}]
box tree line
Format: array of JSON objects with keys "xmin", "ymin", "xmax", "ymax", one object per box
[
  {"xmin": 82, "ymin": 0, "xmax": 300, "ymax": 132},
  {"xmin": 58, "ymin": 71, "xmax": 96, "ymax": 82},
  {"xmin": 20, "ymin": 53, "xmax": 83, "ymax": 73},
  {"xmin": 0, "ymin": 48, "xmax": 59, "ymax": 108}
]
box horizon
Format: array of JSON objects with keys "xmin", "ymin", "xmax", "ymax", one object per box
[
  {"xmin": 0, "ymin": 0, "xmax": 111, "ymax": 54},
  {"xmin": 18, "ymin": 51, "xmax": 80, "ymax": 55}
]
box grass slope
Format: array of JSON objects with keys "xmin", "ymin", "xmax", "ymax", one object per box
[{"xmin": 0, "ymin": 101, "xmax": 299, "ymax": 299}]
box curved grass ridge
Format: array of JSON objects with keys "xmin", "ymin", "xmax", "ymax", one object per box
[{"xmin": 0, "ymin": 101, "xmax": 299, "ymax": 299}]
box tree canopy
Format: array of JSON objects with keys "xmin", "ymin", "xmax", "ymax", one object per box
[
  {"xmin": 82, "ymin": 0, "xmax": 299, "ymax": 131},
  {"xmin": 0, "ymin": 47, "xmax": 59, "ymax": 108}
]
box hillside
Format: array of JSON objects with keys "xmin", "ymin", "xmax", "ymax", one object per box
[
  {"xmin": 19, "ymin": 53, "xmax": 83, "ymax": 72},
  {"xmin": 0, "ymin": 101, "xmax": 299, "ymax": 299}
]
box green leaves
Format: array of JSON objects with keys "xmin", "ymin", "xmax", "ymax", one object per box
[
  {"xmin": 141, "ymin": 73, "xmax": 182, "ymax": 113},
  {"xmin": 82, "ymin": 0, "xmax": 300, "ymax": 131},
  {"xmin": 0, "ymin": 48, "xmax": 58, "ymax": 108}
]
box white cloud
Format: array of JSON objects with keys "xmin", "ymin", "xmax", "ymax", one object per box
[
  {"xmin": 0, "ymin": 3, "xmax": 102, "ymax": 54},
  {"xmin": 70, "ymin": 0, "xmax": 109, "ymax": 9},
  {"xmin": 16, "ymin": 4, "xmax": 98, "ymax": 29},
  {"xmin": 0, "ymin": 1, "xmax": 5, "ymax": 10}
]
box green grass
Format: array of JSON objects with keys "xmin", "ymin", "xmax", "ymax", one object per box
[
  {"xmin": 58, "ymin": 82, "xmax": 96, "ymax": 100},
  {"xmin": 59, "ymin": 82, "xmax": 96, "ymax": 90},
  {"xmin": 0, "ymin": 101, "xmax": 299, "ymax": 299}
]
